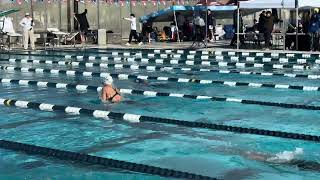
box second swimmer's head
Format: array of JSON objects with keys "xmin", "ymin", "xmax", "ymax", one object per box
[{"xmin": 103, "ymin": 75, "xmax": 113, "ymax": 85}]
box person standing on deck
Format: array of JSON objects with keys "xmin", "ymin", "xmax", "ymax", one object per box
[
  {"xmin": 74, "ymin": 9, "xmax": 90, "ymax": 44},
  {"xmin": 207, "ymin": 10, "xmax": 216, "ymax": 42},
  {"xmin": 230, "ymin": 10, "xmax": 244, "ymax": 46},
  {"xmin": 263, "ymin": 11, "xmax": 275, "ymax": 50},
  {"xmin": 123, "ymin": 14, "xmax": 142, "ymax": 46},
  {"xmin": 309, "ymin": 9, "xmax": 320, "ymax": 51},
  {"xmin": 19, "ymin": 13, "xmax": 35, "ymax": 50}
]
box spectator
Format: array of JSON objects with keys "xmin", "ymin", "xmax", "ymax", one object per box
[
  {"xmin": 207, "ymin": 10, "xmax": 216, "ymax": 42},
  {"xmin": 245, "ymin": 19, "xmax": 259, "ymax": 33},
  {"xmin": 176, "ymin": 12, "xmax": 185, "ymax": 36},
  {"xmin": 230, "ymin": 10, "xmax": 244, "ymax": 46},
  {"xmin": 309, "ymin": 9, "xmax": 320, "ymax": 51},
  {"xmin": 74, "ymin": 9, "xmax": 90, "ymax": 44},
  {"xmin": 141, "ymin": 19, "xmax": 153, "ymax": 44},
  {"xmin": 193, "ymin": 15, "xmax": 206, "ymax": 42},
  {"xmin": 19, "ymin": 13, "xmax": 35, "ymax": 50},
  {"xmin": 258, "ymin": 11, "xmax": 266, "ymax": 33},
  {"xmin": 253, "ymin": 19, "xmax": 259, "ymax": 32},
  {"xmin": 170, "ymin": 22, "xmax": 177, "ymax": 41},
  {"xmin": 123, "ymin": 14, "xmax": 142, "ymax": 46},
  {"xmin": 263, "ymin": 11, "xmax": 275, "ymax": 49},
  {"xmin": 302, "ymin": 11, "xmax": 310, "ymax": 34}
]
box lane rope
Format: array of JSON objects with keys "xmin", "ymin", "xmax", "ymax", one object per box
[
  {"xmin": 5, "ymin": 49, "xmax": 319, "ymax": 60},
  {"xmin": 1, "ymin": 78, "xmax": 320, "ymax": 111},
  {"xmin": 5, "ymin": 58, "xmax": 320, "ymax": 80},
  {"xmin": 0, "ymin": 98, "xmax": 319, "ymax": 142},
  {"xmin": 2, "ymin": 51, "xmax": 319, "ymax": 65},
  {"xmin": 2, "ymin": 52, "xmax": 318, "ymax": 68},
  {"xmin": 1, "ymin": 65, "xmax": 320, "ymax": 92},
  {"xmin": 0, "ymin": 140, "xmax": 216, "ymax": 180}
]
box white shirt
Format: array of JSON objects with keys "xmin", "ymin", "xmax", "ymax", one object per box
[
  {"xmin": 3, "ymin": 17, "xmax": 15, "ymax": 33},
  {"xmin": 194, "ymin": 17, "xmax": 205, "ymax": 27},
  {"xmin": 124, "ymin": 17, "xmax": 137, "ymax": 30},
  {"xmin": 19, "ymin": 17, "xmax": 34, "ymax": 31}
]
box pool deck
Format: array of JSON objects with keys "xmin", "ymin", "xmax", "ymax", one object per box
[{"xmin": 5, "ymin": 40, "xmax": 320, "ymax": 55}]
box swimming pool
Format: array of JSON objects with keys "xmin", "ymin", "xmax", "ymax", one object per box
[{"xmin": 0, "ymin": 48, "xmax": 319, "ymax": 179}]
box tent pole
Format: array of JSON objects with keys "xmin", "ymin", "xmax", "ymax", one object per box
[
  {"xmin": 205, "ymin": 0, "xmax": 208, "ymax": 48},
  {"xmin": 237, "ymin": 3, "xmax": 240, "ymax": 50},
  {"xmin": 45, "ymin": 0, "xmax": 48, "ymax": 31},
  {"xmin": 120, "ymin": 4, "xmax": 123, "ymax": 41},
  {"xmin": 283, "ymin": 8, "xmax": 286, "ymax": 50},
  {"xmin": 295, "ymin": 7, "xmax": 299, "ymax": 51},
  {"xmin": 30, "ymin": 0, "xmax": 34, "ymax": 18},
  {"xmin": 59, "ymin": 0, "xmax": 62, "ymax": 30},
  {"xmin": 97, "ymin": 0, "xmax": 100, "ymax": 29},
  {"xmin": 173, "ymin": 7, "xmax": 181, "ymax": 43}
]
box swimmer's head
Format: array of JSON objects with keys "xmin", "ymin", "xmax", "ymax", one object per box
[
  {"xmin": 103, "ymin": 75, "xmax": 113, "ymax": 85},
  {"xmin": 135, "ymin": 78, "xmax": 147, "ymax": 84},
  {"xmin": 304, "ymin": 64, "xmax": 311, "ymax": 70},
  {"xmin": 135, "ymin": 78, "xmax": 142, "ymax": 83}
]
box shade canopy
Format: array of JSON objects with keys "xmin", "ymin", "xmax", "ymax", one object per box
[
  {"xmin": 239, "ymin": 0, "xmax": 296, "ymax": 9},
  {"xmin": 140, "ymin": 5, "xmax": 237, "ymax": 22},
  {"xmin": 298, "ymin": 0, "xmax": 320, "ymax": 8},
  {"xmin": 0, "ymin": 9, "xmax": 20, "ymax": 17}
]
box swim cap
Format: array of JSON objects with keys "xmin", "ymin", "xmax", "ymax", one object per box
[{"xmin": 103, "ymin": 75, "xmax": 113, "ymax": 85}]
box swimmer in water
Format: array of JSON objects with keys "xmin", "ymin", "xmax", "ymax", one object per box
[
  {"xmin": 302, "ymin": 63, "xmax": 311, "ymax": 70},
  {"xmin": 101, "ymin": 75, "xmax": 122, "ymax": 103},
  {"xmin": 135, "ymin": 78, "xmax": 173, "ymax": 89},
  {"xmin": 244, "ymin": 147, "xmax": 304, "ymax": 163},
  {"xmin": 135, "ymin": 78, "xmax": 149, "ymax": 85}
]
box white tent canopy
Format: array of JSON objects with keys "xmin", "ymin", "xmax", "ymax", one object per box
[
  {"xmin": 298, "ymin": 0, "xmax": 320, "ymax": 8},
  {"xmin": 239, "ymin": 0, "xmax": 296, "ymax": 9}
]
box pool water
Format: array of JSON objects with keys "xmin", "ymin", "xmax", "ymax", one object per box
[{"xmin": 0, "ymin": 49, "xmax": 320, "ymax": 180}]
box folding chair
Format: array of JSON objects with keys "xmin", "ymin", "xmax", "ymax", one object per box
[
  {"xmin": 256, "ymin": 33, "xmax": 265, "ymax": 48},
  {"xmin": 47, "ymin": 28, "xmax": 68, "ymax": 48},
  {"xmin": 244, "ymin": 32, "xmax": 255, "ymax": 48},
  {"xmin": 64, "ymin": 32, "xmax": 79, "ymax": 47}
]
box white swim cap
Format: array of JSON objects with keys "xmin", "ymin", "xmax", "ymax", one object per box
[{"xmin": 103, "ymin": 75, "xmax": 113, "ymax": 85}]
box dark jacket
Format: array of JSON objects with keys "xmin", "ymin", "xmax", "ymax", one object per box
[
  {"xmin": 258, "ymin": 14, "xmax": 266, "ymax": 32},
  {"xmin": 309, "ymin": 13, "xmax": 320, "ymax": 33},
  {"xmin": 263, "ymin": 16, "xmax": 275, "ymax": 33},
  {"xmin": 207, "ymin": 14, "xmax": 216, "ymax": 26},
  {"xmin": 75, "ymin": 10, "xmax": 90, "ymax": 31}
]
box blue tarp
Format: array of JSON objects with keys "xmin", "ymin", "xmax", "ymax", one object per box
[{"xmin": 140, "ymin": 5, "xmax": 237, "ymax": 22}]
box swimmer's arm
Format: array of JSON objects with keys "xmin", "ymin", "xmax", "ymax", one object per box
[{"xmin": 101, "ymin": 87, "xmax": 107, "ymax": 101}]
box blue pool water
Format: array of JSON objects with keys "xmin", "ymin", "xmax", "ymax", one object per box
[{"xmin": 0, "ymin": 49, "xmax": 320, "ymax": 179}]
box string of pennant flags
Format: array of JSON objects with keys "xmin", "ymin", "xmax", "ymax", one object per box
[{"xmin": 11, "ymin": 0, "xmax": 195, "ymax": 6}]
